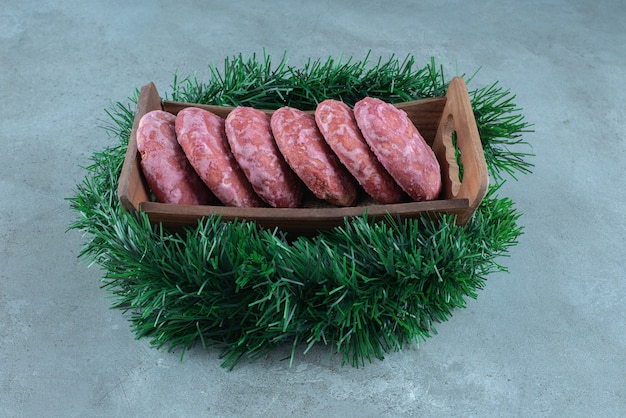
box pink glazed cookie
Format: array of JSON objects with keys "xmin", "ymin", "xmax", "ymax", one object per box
[
  {"xmin": 271, "ymin": 106, "xmax": 358, "ymax": 207},
  {"xmin": 315, "ymin": 99, "xmax": 406, "ymax": 204},
  {"xmin": 354, "ymin": 97, "xmax": 442, "ymax": 201},
  {"xmin": 175, "ymin": 107, "xmax": 264, "ymax": 207},
  {"xmin": 136, "ymin": 110, "xmax": 213, "ymax": 205},
  {"xmin": 225, "ymin": 106, "xmax": 303, "ymax": 208}
]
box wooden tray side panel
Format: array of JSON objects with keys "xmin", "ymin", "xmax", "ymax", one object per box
[
  {"xmin": 432, "ymin": 77, "xmax": 489, "ymax": 225},
  {"xmin": 117, "ymin": 82, "xmax": 163, "ymax": 212},
  {"xmin": 163, "ymin": 97, "xmax": 446, "ymax": 145},
  {"xmin": 140, "ymin": 198, "xmax": 469, "ymax": 236},
  {"xmin": 163, "ymin": 102, "xmax": 239, "ymax": 119}
]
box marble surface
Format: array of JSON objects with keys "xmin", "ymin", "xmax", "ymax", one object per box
[{"xmin": 1, "ymin": 1, "xmax": 624, "ymax": 416}]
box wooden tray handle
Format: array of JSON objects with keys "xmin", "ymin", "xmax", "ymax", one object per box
[
  {"xmin": 432, "ymin": 77, "xmax": 489, "ymax": 225},
  {"xmin": 117, "ymin": 82, "xmax": 162, "ymax": 212}
]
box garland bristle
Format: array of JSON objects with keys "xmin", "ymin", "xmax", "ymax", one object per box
[
  {"xmin": 470, "ymin": 82, "xmax": 534, "ymax": 181},
  {"xmin": 68, "ymin": 52, "xmax": 531, "ymax": 369},
  {"xmin": 169, "ymin": 52, "xmax": 447, "ymax": 109}
]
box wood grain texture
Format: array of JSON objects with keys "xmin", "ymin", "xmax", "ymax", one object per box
[
  {"xmin": 117, "ymin": 82, "xmax": 161, "ymax": 212},
  {"xmin": 432, "ymin": 77, "xmax": 489, "ymax": 225}
]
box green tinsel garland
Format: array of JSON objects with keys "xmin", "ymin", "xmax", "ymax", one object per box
[{"xmin": 68, "ymin": 53, "xmax": 532, "ymax": 369}]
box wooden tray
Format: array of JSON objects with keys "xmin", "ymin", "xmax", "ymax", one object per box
[{"xmin": 118, "ymin": 77, "xmax": 488, "ymax": 236}]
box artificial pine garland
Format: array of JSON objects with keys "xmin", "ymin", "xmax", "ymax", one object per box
[{"xmin": 68, "ymin": 53, "xmax": 532, "ymax": 369}]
